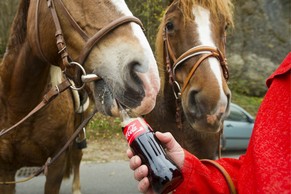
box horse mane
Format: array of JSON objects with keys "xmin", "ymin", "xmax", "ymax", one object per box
[
  {"xmin": 156, "ymin": 0, "xmax": 234, "ymax": 94},
  {"xmin": 6, "ymin": 0, "xmax": 29, "ymax": 51}
]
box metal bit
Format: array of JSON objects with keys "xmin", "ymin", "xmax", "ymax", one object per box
[{"xmin": 81, "ymin": 74, "xmax": 101, "ymax": 83}]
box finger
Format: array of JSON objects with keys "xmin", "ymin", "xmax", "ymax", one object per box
[
  {"xmin": 134, "ymin": 164, "xmax": 148, "ymax": 181},
  {"xmin": 126, "ymin": 148, "xmax": 134, "ymax": 159},
  {"xmin": 129, "ymin": 155, "xmax": 142, "ymax": 170},
  {"xmin": 138, "ymin": 177, "xmax": 150, "ymax": 193}
]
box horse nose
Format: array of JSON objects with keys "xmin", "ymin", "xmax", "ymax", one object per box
[
  {"xmin": 187, "ymin": 87, "xmax": 229, "ymax": 118},
  {"xmin": 188, "ymin": 89, "xmax": 203, "ymax": 116},
  {"xmin": 130, "ymin": 61, "xmax": 147, "ymax": 73},
  {"xmin": 119, "ymin": 61, "xmax": 148, "ymax": 106}
]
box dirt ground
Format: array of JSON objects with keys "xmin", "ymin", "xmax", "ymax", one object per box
[{"xmin": 82, "ymin": 137, "xmax": 129, "ymax": 163}]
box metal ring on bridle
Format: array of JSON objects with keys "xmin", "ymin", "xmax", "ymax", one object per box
[
  {"xmin": 172, "ymin": 81, "xmax": 182, "ymax": 99},
  {"xmin": 68, "ymin": 61, "xmax": 86, "ymax": 90}
]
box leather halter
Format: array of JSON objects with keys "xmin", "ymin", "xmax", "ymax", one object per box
[
  {"xmin": 36, "ymin": 0, "xmax": 144, "ymax": 89},
  {"xmin": 163, "ymin": 28, "xmax": 229, "ymax": 99}
]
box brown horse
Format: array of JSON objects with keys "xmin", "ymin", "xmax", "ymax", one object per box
[
  {"xmin": 0, "ymin": 0, "xmax": 160, "ymax": 194},
  {"xmin": 145, "ymin": 0, "xmax": 233, "ymax": 159}
]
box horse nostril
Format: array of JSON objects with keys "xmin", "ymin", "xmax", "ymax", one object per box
[
  {"xmin": 189, "ymin": 89, "xmax": 199, "ymax": 100},
  {"xmin": 129, "ymin": 61, "xmax": 146, "ymax": 73},
  {"xmin": 188, "ymin": 89, "xmax": 201, "ymax": 115}
]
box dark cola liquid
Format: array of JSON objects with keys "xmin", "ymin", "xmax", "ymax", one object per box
[
  {"xmin": 130, "ymin": 130, "xmax": 183, "ymax": 194},
  {"xmin": 121, "ymin": 114, "xmax": 183, "ymax": 194}
]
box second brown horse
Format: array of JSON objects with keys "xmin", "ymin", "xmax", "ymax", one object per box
[{"xmin": 145, "ymin": 0, "xmax": 234, "ymax": 159}]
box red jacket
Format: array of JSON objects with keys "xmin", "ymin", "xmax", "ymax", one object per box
[{"xmin": 174, "ymin": 53, "xmax": 291, "ymax": 194}]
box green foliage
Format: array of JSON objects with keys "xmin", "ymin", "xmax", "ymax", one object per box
[
  {"xmin": 231, "ymin": 92, "xmax": 263, "ymax": 117},
  {"xmin": 87, "ymin": 113, "xmax": 122, "ymax": 140},
  {"xmin": 125, "ymin": 0, "xmax": 168, "ymax": 50},
  {"xmin": 0, "ymin": 0, "xmax": 18, "ymax": 56}
]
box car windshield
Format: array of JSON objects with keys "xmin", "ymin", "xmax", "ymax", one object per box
[{"xmin": 226, "ymin": 105, "xmax": 249, "ymax": 122}]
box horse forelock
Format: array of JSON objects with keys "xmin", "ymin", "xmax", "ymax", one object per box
[
  {"xmin": 6, "ymin": 0, "xmax": 29, "ymax": 51},
  {"xmin": 176, "ymin": 0, "xmax": 234, "ymax": 25}
]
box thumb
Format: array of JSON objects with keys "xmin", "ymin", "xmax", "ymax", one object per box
[
  {"xmin": 155, "ymin": 131, "xmax": 184, "ymax": 169},
  {"xmin": 155, "ymin": 131, "xmax": 181, "ymax": 152}
]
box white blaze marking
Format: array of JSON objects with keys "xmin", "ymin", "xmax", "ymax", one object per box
[
  {"xmin": 111, "ymin": 0, "xmax": 156, "ymax": 63},
  {"xmin": 193, "ymin": 6, "xmax": 226, "ymax": 103}
]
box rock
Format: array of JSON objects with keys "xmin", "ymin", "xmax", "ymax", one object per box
[{"xmin": 227, "ymin": 0, "xmax": 290, "ymax": 96}]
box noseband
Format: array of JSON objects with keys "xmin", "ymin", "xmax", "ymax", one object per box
[
  {"xmin": 163, "ymin": 29, "xmax": 229, "ymax": 99},
  {"xmin": 36, "ymin": 0, "xmax": 144, "ymax": 90}
]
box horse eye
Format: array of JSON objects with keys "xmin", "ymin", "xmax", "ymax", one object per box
[
  {"xmin": 166, "ymin": 22, "xmax": 174, "ymax": 31},
  {"xmin": 225, "ymin": 23, "xmax": 229, "ymax": 30}
]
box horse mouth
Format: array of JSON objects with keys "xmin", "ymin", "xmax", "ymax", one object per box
[
  {"xmin": 188, "ymin": 117, "xmax": 223, "ymax": 133},
  {"xmin": 92, "ymin": 79, "xmax": 115, "ymax": 116},
  {"xmin": 91, "ymin": 78, "xmax": 148, "ymax": 117},
  {"xmin": 184, "ymin": 108, "xmax": 227, "ymax": 133}
]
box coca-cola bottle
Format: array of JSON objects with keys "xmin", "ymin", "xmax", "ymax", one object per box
[{"xmin": 120, "ymin": 108, "xmax": 183, "ymax": 194}]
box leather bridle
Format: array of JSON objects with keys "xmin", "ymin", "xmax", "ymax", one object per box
[
  {"xmin": 163, "ymin": 28, "xmax": 229, "ymax": 100},
  {"xmin": 36, "ymin": 0, "xmax": 144, "ymax": 90},
  {"xmin": 0, "ymin": 0, "xmax": 145, "ymax": 184},
  {"xmin": 163, "ymin": 28, "xmax": 229, "ymax": 129}
]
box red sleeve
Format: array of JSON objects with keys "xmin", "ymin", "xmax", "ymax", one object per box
[{"xmin": 173, "ymin": 150, "xmax": 243, "ymax": 194}]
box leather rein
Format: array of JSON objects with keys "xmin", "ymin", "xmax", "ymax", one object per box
[{"xmin": 0, "ymin": 0, "xmax": 143, "ymax": 184}]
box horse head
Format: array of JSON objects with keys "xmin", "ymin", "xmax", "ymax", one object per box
[
  {"xmin": 156, "ymin": 0, "xmax": 233, "ymax": 133},
  {"xmin": 25, "ymin": 0, "xmax": 160, "ymax": 117}
]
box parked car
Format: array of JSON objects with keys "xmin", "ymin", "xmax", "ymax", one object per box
[{"xmin": 221, "ymin": 103, "xmax": 255, "ymax": 150}]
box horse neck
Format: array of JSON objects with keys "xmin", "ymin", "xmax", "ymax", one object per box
[
  {"xmin": 0, "ymin": 41, "xmax": 50, "ymax": 118},
  {"xmin": 157, "ymin": 71, "xmax": 178, "ymax": 115}
]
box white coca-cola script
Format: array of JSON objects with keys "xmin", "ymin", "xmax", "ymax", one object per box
[{"xmin": 123, "ymin": 119, "xmax": 147, "ymax": 144}]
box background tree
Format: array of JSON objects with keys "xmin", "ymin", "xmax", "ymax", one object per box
[{"xmin": 0, "ymin": 0, "xmax": 18, "ymax": 55}]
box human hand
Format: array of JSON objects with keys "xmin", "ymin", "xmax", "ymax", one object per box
[{"xmin": 127, "ymin": 131, "xmax": 184, "ymax": 193}]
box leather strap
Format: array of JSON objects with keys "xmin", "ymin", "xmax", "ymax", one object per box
[
  {"xmin": 78, "ymin": 15, "xmax": 144, "ymax": 65},
  {"xmin": 0, "ymin": 109, "xmax": 97, "ymax": 185},
  {"xmin": 47, "ymin": 0, "xmax": 70, "ymax": 69},
  {"xmin": 201, "ymin": 159, "xmax": 237, "ymax": 194},
  {"xmin": 180, "ymin": 53, "xmax": 212, "ymax": 94},
  {"xmin": 55, "ymin": 0, "xmax": 89, "ymax": 41},
  {"xmin": 0, "ymin": 79, "xmax": 72, "ymax": 137}
]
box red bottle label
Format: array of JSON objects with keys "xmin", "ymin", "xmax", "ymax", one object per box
[{"xmin": 123, "ymin": 119, "xmax": 147, "ymax": 144}]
